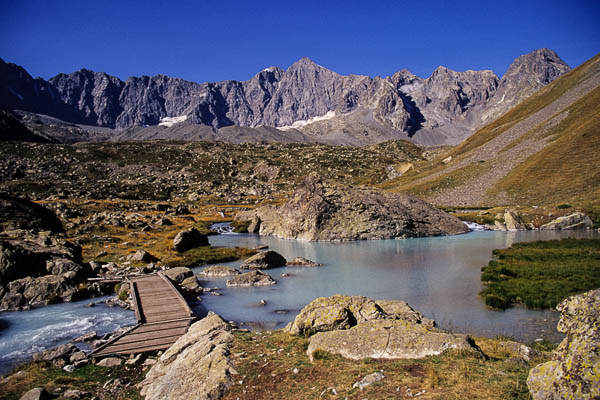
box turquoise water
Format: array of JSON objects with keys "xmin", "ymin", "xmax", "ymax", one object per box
[
  {"xmin": 0, "ymin": 297, "xmax": 135, "ymax": 374},
  {"xmin": 194, "ymin": 230, "xmax": 599, "ymax": 342},
  {"xmin": 0, "ymin": 229, "xmax": 597, "ymax": 374}
]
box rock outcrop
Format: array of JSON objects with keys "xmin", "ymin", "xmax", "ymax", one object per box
[
  {"xmin": 540, "ymin": 212, "xmax": 593, "ymax": 230},
  {"xmin": 287, "ymin": 295, "xmax": 479, "ymax": 361},
  {"xmin": 527, "ymin": 289, "xmax": 600, "ymax": 400},
  {"xmin": 307, "ymin": 319, "xmax": 477, "ymax": 361},
  {"xmin": 226, "ymin": 270, "xmax": 276, "ymax": 287},
  {"xmin": 285, "ymin": 295, "xmax": 433, "ymax": 336},
  {"xmin": 239, "ymin": 250, "xmax": 287, "ymax": 269},
  {"xmin": 235, "ymin": 176, "xmax": 469, "ymax": 241},
  {"xmin": 139, "ymin": 312, "xmax": 236, "ymax": 400}
]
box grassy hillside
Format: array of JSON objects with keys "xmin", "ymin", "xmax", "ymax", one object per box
[{"xmin": 488, "ymin": 86, "xmax": 600, "ymax": 205}]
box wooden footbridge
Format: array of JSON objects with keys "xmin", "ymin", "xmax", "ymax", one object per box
[{"xmin": 91, "ymin": 272, "xmax": 195, "ymax": 357}]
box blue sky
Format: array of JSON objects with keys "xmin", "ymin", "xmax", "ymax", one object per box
[{"xmin": 1, "ymin": 0, "xmax": 598, "ymax": 83}]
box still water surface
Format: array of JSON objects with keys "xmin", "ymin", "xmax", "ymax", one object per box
[
  {"xmin": 0, "ymin": 229, "xmax": 597, "ymax": 374},
  {"xmin": 195, "ymin": 229, "xmax": 599, "ymax": 342}
]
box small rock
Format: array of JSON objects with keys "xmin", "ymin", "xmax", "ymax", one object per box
[
  {"xmin": 97, "ymin": 357, "xmax": 123, "ymax": 367},
  {"xmin": 163, "ymin": 267, "xmax": 193, "ymax": 284},
  {"xmin": 63, "ymin": 364, "xmax": 75, "ymax": 373},
  {"xmin": 69, "ymin": 351, "xmax": 87, "ymax": 363},
  {"xmin": 19, "ymin": 387, "xmax": 52, "ymax": 400},
  {"xmin": 73, "ymin": 331, "xmax": 97, "ymax": 343},
  {"xmin": 239, "ymin": 251, "xmax": 286, "ymax": 270},
  {"xmin": 226, "ymin": 270, "xmax": 276, "ymax": 287},
  {"xmin": 353, "ymin": 372, "xmax": 385, "ymax": 390},
  {"xmin": 128, "ymin": 250, "xmax": 159, "ymax": 263},
  {"xmin": 293, "ymin": 368, "xmax": 299, "ymax": 374},
  {"xmin": 286, "ymin": 257, "xmax": 322, "ymax": 267},
  {"xmin": 62, "ymin": 389, "xmax": 88, "ymax": 399}
]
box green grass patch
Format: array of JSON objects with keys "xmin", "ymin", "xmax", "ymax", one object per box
[
  {"xmin": 480, "ymin": 238, "xmax": 600, "ymax": 310},
  {"xmin": 165, "ymin": 246, "xmax": 256, "ymax": 268}
]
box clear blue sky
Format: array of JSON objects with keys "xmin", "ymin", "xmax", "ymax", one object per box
[{"xmin": 1, "ymin": 0, "xmax": 598, "ymax": 83}]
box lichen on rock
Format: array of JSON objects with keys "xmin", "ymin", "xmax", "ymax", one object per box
[
  {"xmin": 139, "ymin": 312, "xmax": 236, "ymax": 400},
  {"xmin": 527, "ymin": 289, "xmax": 600, "ymax": 400}
]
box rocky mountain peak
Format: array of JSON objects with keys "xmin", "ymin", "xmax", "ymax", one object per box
[
  {"xmin": 481, "ymin": 48, "xmax": 571, "ymax": 123},
  {"xmin": 0, "ymin": 48, "xmax": 572, "ymax": 145}
]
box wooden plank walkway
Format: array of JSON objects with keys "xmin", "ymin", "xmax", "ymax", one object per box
[{"xmin": 92, "ymin": 272, "xmax": 195, "ymax": 357}]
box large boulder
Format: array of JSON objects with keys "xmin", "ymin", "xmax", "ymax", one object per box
[
  {"xmin": 527, "ymin": 289, "xmax": 600, "ymax": 400},
  {"xmin": 239, "ymin": 251, "xmax": 286, "ymax": 270},
  {"xmin": 307, "ymin": 319, "xmax": 478, "ymax": 361},
  {"xmin": 540, "ymin": 212, "xmax": 593, "ymax": 230},
  {"xmin": 504, "ymin": 210, "xmax": 526, "ymax": 231},
  {"xmin": 1, "ymin": 273, "xmax": 88, "ymax": 310},
  {"xmin": 173, "ymin": 228, "xmax": 209, "ymax": 252},
  {"xmin": 0, "ymin": 194, "xmax": 64, "ymax": 233},
  {"xmin": 234, "ymin": 176, "xmax": 469, "ymax": 241},
  {"xmin": 0, "ymin": 232, "xmax": 83, "ymax": 285},
  {"xmin": 285, "ymin": 295, "xmax": 431, "ymax": 336},
  {"xmin": 139, "ymin": 312, "xmax": 236, "ymax": 400},
  {"xmin": 226, "ymin": 270, "xmax": 276, "ymax": 287}
]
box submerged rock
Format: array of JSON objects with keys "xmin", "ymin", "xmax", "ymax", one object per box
[
  {"xmin": 226, "ymin": 270, "xmax": 276, "ymax": 287},
  {"xmin": 239, "ymin": 250, "xmax": 286, "ymax": 270},
  {"xmin": 235, "ymin": 176, "xmax": 469, "ymax": 241},
  {"xmin": 540, "ymin": 212, "xmax": 593, "ymax": 230},
  {"xmin": 139, "ymin": 312, "xmax": 235, "ymax": 400},
  {"xmin": 198, "ymin": 265, "xmax": 241, "ymax": 277},
  {"xmin": 286, "ymin": 257, "xmax": 322, "ymax": 267},
  {"xmin": 527, "ymin": 289, "xmax": 600, "ymax": 400}
]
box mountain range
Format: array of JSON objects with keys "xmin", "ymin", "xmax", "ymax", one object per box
[{"xmin": 0, "ymin": 49, "xmax": 570, "ymax": 145}]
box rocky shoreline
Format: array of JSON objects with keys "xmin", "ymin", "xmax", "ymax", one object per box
[{"xmin": 5, "ymin": 290, "xmax": 597, "ymax": 399}]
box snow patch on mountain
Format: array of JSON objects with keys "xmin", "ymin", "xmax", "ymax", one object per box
[
  {"xmin": 278, "ymin": 111, "xmax": 336, "ymax": 130},
  {"xmin": 159, "ymin": 115, "xmax": 188, "ymax": 127}
]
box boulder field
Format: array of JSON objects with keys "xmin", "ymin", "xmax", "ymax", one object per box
[{"xmin": 235, "ymin": 176, "xmax": 469, "ymax": 241}]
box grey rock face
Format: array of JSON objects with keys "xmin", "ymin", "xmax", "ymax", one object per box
[
  {"xmin": 235, "ymin": 175, "xmax": 469, "ymax": 241},
  {"xmin": 139, "ymin": 312, "xmax": 235, "ymax": 400},
  {"xmin": 482, "ymin": 48, "xmax": 571, "ymax": 123},
  {"xmin": 0, "ymin": 49, "xmax": 570, "ymax": 145}
]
